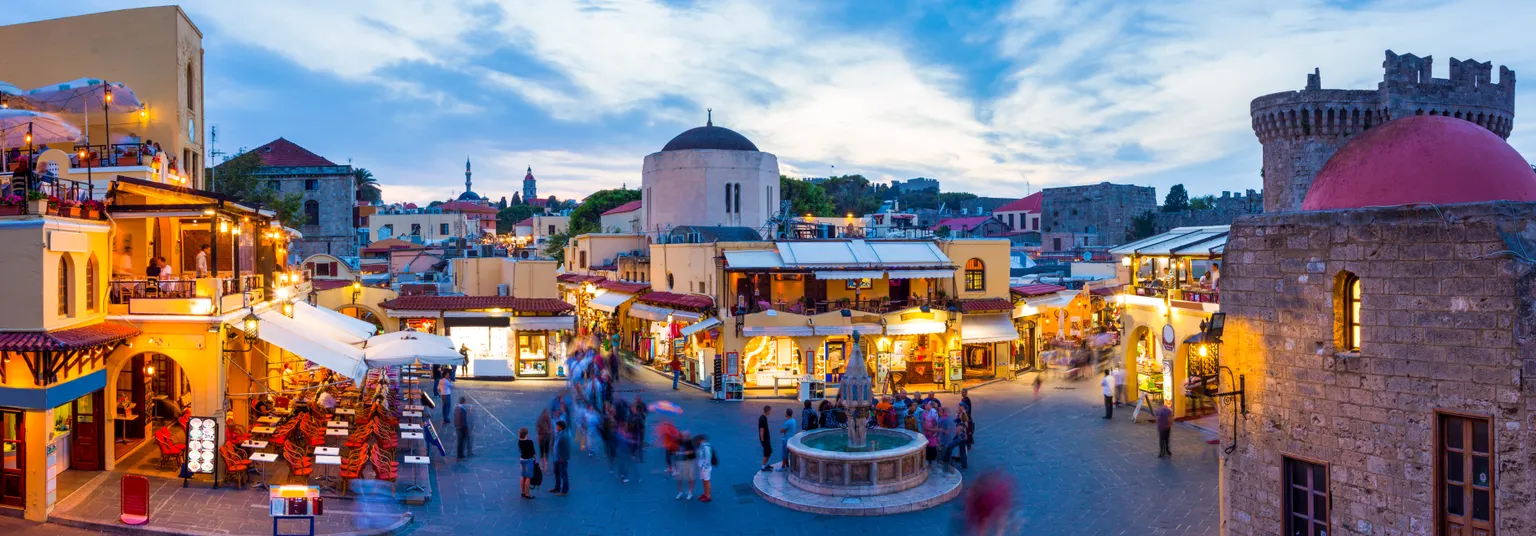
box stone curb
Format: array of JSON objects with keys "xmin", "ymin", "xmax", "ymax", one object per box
[
  {"xmin": 48, "ymin": 510, "xmax": 414, "ymax": 536},
  {"xmin": 752, "ymin": 467, "xmax": 962, "ymax": 516}
]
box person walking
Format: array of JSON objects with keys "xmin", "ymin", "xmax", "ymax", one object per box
[
  {"xmin": 536, "ymin": 410, "xmax": 553, "ymax": 469},
  {"xmin": 453, "ymin": 398, "xmax": 474, "ymax": 459},
  {"xmin": 959, "ymin": 389, "xmax": 974, "ymax": 444},
  {"xmin": 439, "ymin": 375, "xmax": 455, "ymax": 424},
  {"xmin": 1100, "ymin": 370, "xmax": 1115, "ymax": 419},
  {"xmin": 1155, "ymin": 401, "xmax": 1175, "ymax": 458},
  {"xmin": 921, "ymin": 403, "xmax": 940, "ymax": 470},
  {"xmin": 631, "ymin": 397, "xmax": 648, "ymax": 463},
  {"xmin": 549, "ymin": 421, "xmax": 571, "ymax": 496},
  {"xmin": 658, "ymin": 421, "xmax": 680, "ymax": 475},
  {"xmin": 951, "ymin": 408, "xmax": 971, "ymax": 470},
  {"xmin": 695, "ymin": 435, "xmax": 714, "ymax": 503},
  {"xmin": 431, "ymin": 365, "xmax": 443, "ymax": 397},
  {"xmin": 675, "ymin": 433, "xmax": 697, "ymax": 500},
  {"xmin": 777, "ymin": 408, "xmax": 797, "ymax": 471},
  {"xmin": 669, "ymin": 355, "xmax": 682, "ymax": 390},
  {"xmin": 937, "ymin": 407, "xmax": 956, "ymax": 473},
  {"xmin": 758, "ymin": 406, "xmax": 773, "ymax": 472},
  {"xmin": 1033, "ymin": 373, "xmax": 1043, "ymax": 400},
  {"xmin": 518, "ymin": 428, "xmax": 537, "ymax": 499},
  {"xmin": 1112, "ymin": 367, "xmax": 1128, "ymax": 407}
]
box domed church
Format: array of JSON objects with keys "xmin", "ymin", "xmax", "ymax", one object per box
[{"xmin": 639, "ymin": 111, "xmax": 781, "ymax": 235}]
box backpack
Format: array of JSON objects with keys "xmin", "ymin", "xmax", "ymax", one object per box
[{"xmin": 705, "ymin": 443, "xmax": 718, "ymax": 466}]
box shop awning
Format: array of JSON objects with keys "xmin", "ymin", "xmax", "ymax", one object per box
[
  {"xmin": 679, "ymin": 317, "xmax": 722, "ymax": 338},
  {"xmin": 1024, "ymin": 292, "xmax": 1077, "ymax": 310},
  {"xmin": 814, "ymin": 270, "xmax": 885, "ymax": 280},
  {"xmin": 364, "ymin": 332, "xmax": 464, "ymax": 368},
  {"xmin": 884, "ymin": 269, "xmax": 956, "ymax": 279},
  {"xmin": 255, "ymin": 310, "xmax": 368, "ymax": 383},
  {"xmin": 960, "ymin": 314, "xmax": 1020, "ymax": 344},
  {"xmin": 813, "ymin": 323, "xmax": 883, "ymax": 336},
  {"xmin": 628, "ymin": 303, "xmax": 700, "ymax": 322},
  {"xmin": 589, "ymin": 291, "xmax": 635, "ymax": 314},
  {"xmin": 884, "ymin": 320, "xmax": 947, "ymax": 335},
  {"xmin": 507, "ymin": 316, "xmax": 576, "ymax": 331},
  {"xmin": 723, "ymin": 249, "xmax": 784, "ymax": 269},
  {"xmin": 741, "ymin": 325, "xmax": 814, "ymax": 337},
  {"xmin": 292, "ymin": 302, "xmax": 378, "ymax": 345}
]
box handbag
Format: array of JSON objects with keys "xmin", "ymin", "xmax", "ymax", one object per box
[{"xmin": 531, "ymin": 462, "xmax": 544, "ymax": 486}]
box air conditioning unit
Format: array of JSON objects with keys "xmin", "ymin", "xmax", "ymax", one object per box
[{"xmin": 497, "ymin": 284, "xmax": 510, "ymax": 296}]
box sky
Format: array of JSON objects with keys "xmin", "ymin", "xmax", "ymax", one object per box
[{"xmin": 4, "ymin": 0, "xmax": 1534, "ymax": 205}]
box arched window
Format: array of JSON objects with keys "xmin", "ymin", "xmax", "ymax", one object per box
[
  {"xmin": 667, "ymin": 273, "xmax": 675, "ymax": 290},
  {"xmin": 303, "ymin": 200, "xmax": 320, "ymax": 226},
  {"xmin": 86, "ymin": 255, "xmax": 98, "ymax": 310},
  {"xmin": 964, "ymin": 258, "xmax": 984, "ymax": 292},
  {"xmin": 724, "ymin": 183, "xmax": 732, "ymax": 215},
  {"xmin": 57, "ymin": 255, "xmax": 72, "ymax": 316},
  {"xmin": 1339, "ymin": 272, "xmax": 1361, "ymax": 351}
]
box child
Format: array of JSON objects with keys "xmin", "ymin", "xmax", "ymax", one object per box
[{"xmin": 695, "ymin": 435, "xmax": 714, "ymax": 502}]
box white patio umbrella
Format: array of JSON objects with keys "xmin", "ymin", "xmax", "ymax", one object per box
[
  {"xmin": 0, "ymin": 82, "xmax": 23, "ymax": 109},
  {"xmin": 363, "ymin": 333, "xmax": 464, "ymax": 368},
  {"xmin": 0, "ymin": 109, "xmax": 82, "ymax": 168},
  {"xmin": 24, "ymin": 78, "xmax": 142, "ymax": 113}
]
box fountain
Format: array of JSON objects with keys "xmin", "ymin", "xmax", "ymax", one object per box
[{"xmin": 754, "ymin": 331, "xmax": 962, "ymax": 515}]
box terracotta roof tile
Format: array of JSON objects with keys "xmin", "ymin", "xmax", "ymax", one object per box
[
  {"xmin": 249, "ymin": 138, "xmax": 336, "ymax": 167},
  {"xmin": 0, "ymin": 321, "xmax": 140, "ymax": 352},
  {"xmin": 1010, "ymin": 283, "xmax": 1067, "ymax": 297},
  {"xmin": 959, "ymin": 298, "xmax": 1013, "ymax": 313},
  {"xmin": 599, "ymin": 280, "xmax": 650, "ymax": 293},
  {"xmin": 601, "ymin": 200, "xmax": 642, "ymax": 216},
  {"xmin": 637, "ymin": 292, "xmax": 713, "ymax": 311},
  {"xmin": 311, "ymin": 279, "xmax": 355, "ymax": 291},
  {"xmin": 379, "ymin": 296, "xmax": 574, "ymax": 314},
  {"xmin": 994, "ymin": 192, "xmax": 1043, "ymax": 213}
]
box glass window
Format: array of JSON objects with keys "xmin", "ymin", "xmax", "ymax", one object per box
[
  {"xmin": 1341, "ymin": 273, "xmax": 1361, "ymax": 351},
  {"xmin": 964, "ymin": 258, "xmax": 984, "ymax": 292},
  {"xmin": 440, "ymin": 223, "xmax": 450, "ymax": 235},
  {"xmin": 1282, "ymin": 456, "xmax": 1329, "ymax": 536},
  {"xmin": 86, "ymin": 256, "xmax": 98, "ymax": 310},
  {"xmin": 1440, "ymin": 413, "xmax": 1494, "ymax": 533},
  {"xmin": 57, "ymin": 256, "xmax": 70, "ymax": 316},
  {"xmin": 304, "ymin": 179, "xmax": 318, "ymax": 191},
  {"xmin": 303, "ymin": 200, "xmax": 320, "ymax": 226}
]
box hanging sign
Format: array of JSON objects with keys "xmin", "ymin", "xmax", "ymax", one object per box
[
  {"xmin": 1161, "ymin": 324, "xmax": 1176, "ymax": 352},
  {"xmin": 184, "ymin": 416, "xmax": 219, "ymax": 475}
]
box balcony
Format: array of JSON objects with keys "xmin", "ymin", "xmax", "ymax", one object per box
[
  {"xmin": 0, "ymin": 174, "xmax": 107, "ymax": 221},
  {"xmin": 1130, "ymin": 282, "xmax": 1219, "ymax": 304},
  {"xmin": 733, "ymin": 296, "xmax": 953, "ymax": 316},
  {"xmin": 109, "ymin": 274, "xmax": 274, "ymax": 316}
]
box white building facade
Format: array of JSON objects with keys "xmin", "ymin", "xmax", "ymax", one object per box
[{"xmin": 640, "ymin": 120, "xmax": 780, "ymax": 235}]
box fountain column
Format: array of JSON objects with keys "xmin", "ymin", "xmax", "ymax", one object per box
[{"xmin": 839, "ymin": 331, "xmax": 875, "ymax": 449}]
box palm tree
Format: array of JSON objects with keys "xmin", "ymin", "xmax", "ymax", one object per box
[{"xmin": 355, "ymin": 168, "xmax": 382, "ymax": 202}]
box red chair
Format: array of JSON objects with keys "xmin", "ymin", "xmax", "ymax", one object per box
[{"xmin": 154, "ymin": 427, "xmax": 186, "ymax": 469}]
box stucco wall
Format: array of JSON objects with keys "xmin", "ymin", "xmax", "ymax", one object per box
[{"xmin": 641, "ymin": 149, "xmax": 779, "ymax": 233}]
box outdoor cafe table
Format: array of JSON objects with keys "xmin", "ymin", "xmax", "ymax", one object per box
[
  {"xmin": 404, "ymin": 405, "xmax": 424, "ymax": 412},
  {"xmin": 326, "ymin": 420, "xmax": 349, "ymax": 428},
  {"xmin": 399, "ymin": 456, "xmax": 429, "ymax": 493},
  {"xmin": 325, "ymin": 428, "xmax": 348, "ymax": 447},
  {"xmin": 401, "ymin": 432, "xmax": 424, "ymax": 455},
  {"xmin": 312, "ymin": 455, "xmax": 343, "ymax": 495},
  {"xmin": 249, "ymin": 452, "xmax": 279, "ymax": 489},
  {"xmin": 399, "ymin": 423, "xmax": 422, "ymax": 432},
  {"xmin": 314, "ymin": 446, "xmax": 340, "ymax": 457},
  {"xmin": 333, "ymin": 408, "xmax": 356, "ymax": 421},
  {"xmin": 251, "ymin": 426, "xmax": 276, "ymax": 435},
  {"xmin": 256, "ymin": 416, "xmax": 280, "ymax": 425},
  {"xmin": 239, "ymin": 440, "xmax": 269, "ymax": 453},
  {"xmin": 402, "ymin": 411, "xmax": 422, "ymax": 423}
]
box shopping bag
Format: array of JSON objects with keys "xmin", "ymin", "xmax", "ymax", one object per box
[{"xmin": 531, "ymin": 463, "xmax": 544, "ymax": 486}]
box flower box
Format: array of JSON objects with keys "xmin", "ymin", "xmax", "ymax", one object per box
[
  {"xmin": 85, "ymin": 209, "xmax": 101, "ymax": 220},
  {"xmin": 0, "ymin": 206, "xmax": 22, "ymax": 216}
]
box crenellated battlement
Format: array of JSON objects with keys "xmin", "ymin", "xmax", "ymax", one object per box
[{"xmin": 1249, "ymin": 50, "xmax": 1518, "ymax": 213}]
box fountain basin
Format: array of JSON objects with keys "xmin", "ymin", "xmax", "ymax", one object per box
[{"xmin": 784, "ymin": 428, "xmax": 928, "ymax": 497}]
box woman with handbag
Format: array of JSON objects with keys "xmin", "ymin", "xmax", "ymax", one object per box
[{"xmin": 518, "ymin": 428, "xmax": 538, "ymax": 499}]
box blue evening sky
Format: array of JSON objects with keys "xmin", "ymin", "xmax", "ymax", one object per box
[{"xmin": 5, "ymin": 0, "xmax": 1533, "ymax": 204}]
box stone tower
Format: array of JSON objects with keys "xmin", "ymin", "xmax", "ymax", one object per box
[
  {"xmin": 522, "ymin": 166, "xmax": 537, "ymax": 202},
  {"xmin": 1251, "ymin": 50, "xmax": 1516, "ymax": 212},
  {"xmin": 464, "ymin": 157, "xmax": 473, "ymax": 192}
]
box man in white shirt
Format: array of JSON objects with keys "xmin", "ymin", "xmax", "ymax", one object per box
[
  {"xmin": 195, "ymin": 244, "xmax": 210, "ymax": 277},
  {"xmin": 1101, "ymin": 370, "xmax": 1115, "ymax": 419},
  {"xmin": 115, "ymin": 246, "xmax": 134, "ymax": 277},
  {"xmin": 1111, "ymin": 367, "xmax": 1127, "ymax": 407}
]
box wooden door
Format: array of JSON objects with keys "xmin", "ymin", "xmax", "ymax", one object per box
[
  {"xmin": 0, "ymin": 410, "xmax": 23, "ymax": 507},
  {"xmin": 71, "ymin": 391, "xmax": 103, "ymax": 470},
  {"xmin": 888, "ymin": 278, "xmax": 910, "ymax": 307},
  {"xmin": 1283, "ymin": 456, "xmax": 1329, "ymax": 536},
  {"xmin": 1442, "ymin": 414, "xmax": 1494, "ymax": 535}
]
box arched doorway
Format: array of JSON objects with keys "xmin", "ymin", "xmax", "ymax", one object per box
[
  {"xmin": 335, "ymin": 304, "xmax": 385, "ymax": 332},
  {"xmin": 108, "ymin": 352, "xmax": 191, "ymax": 463},
  {"xmin": 1127, "ymin": 326, "xmax": 1162, "ymax": 406}
]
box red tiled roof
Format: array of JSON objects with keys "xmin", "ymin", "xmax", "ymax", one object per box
[
  {"xmin": 556, "ymin": 273, "xmax": 606, "ymax": 284},
  {"xmin": 437, "ymin": 201, "xmax": 498, "ymax": 214},
  {"xmin": 311, "ymin": 279, "xmax": 354, "ymax": 291},
  {"xmin": 0, "ymin": 322, "xmax": 140, "ymax": 352},
  {"xmin": 379, "ymin": 296, "xmax": 574, "ymax": 313},
  {"xmin": 1090, "ymin": 285, "xmax": 1124, "ymax": 296},
  {"xmin": 528, "ymin": 199, "xmax": 549, "ymax": 207},
  {"xmin": 959, "ymin": 298, "xmax": 1013, "ymax": 313},
  {"xmin": 994, "ymin": 192, "xmax": 1042, "ymax": 213},
  {"xmin": 1010, "ymin": 283, "xmax": 1067, "ymax": 297},
  {"xmin": 934, "ymin": 216, "xmax": 995, "ymax": 231},
  {"xmin": 599, "ymin": 280, "xmax": 650, "ymax": 293},
  {"xmin": 637, "ymin": 292, "xmax": 713, "ymax": 311},
  {"xmin": 601, "ymin": 200, "xmax": 642, "ymax": 216},
  {"xmin": 249, "ymin": 138, "xmax": 336, "ymax": 167},
  {"xmin": 515, "ymin": 218, "xmax": 534, "ymax": 227}
]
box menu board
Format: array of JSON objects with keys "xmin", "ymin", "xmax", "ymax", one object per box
[{"xmin": 185, "ymin": 416, "xmax": 219, "ymax": 475}]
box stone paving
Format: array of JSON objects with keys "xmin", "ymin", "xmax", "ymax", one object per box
[{"xmin": 0, "ymin": 365, "xmax": 1219, "ymax": 535}]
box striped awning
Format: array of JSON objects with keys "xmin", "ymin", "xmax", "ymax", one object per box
[
  {"xmin": 813, "ymin": 270, "xmax": 884, "ymax": 280},
  {"xmin": 741, "ymin": 326, "xmax": 814, "ymax": 337}
]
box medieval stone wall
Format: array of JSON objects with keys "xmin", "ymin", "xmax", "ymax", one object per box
[
  {"xmin": 1039, "ymin": 182, "xmax": 1156, "ymax": 247},
  {"xmin": 1251, "ymin": 51, "xmax": 1517, "ymax": 213},
  {"xmin": 1151, "ymin": 190, "xmax": 1263, "ymax": 233},
  {"xmin": 1219, "ymin": 202, "xmax": 1536, "ymax": 536}
]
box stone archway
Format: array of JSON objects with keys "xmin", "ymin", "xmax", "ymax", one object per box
[
  {"xmin": 1125, "ymin": 325, "xmax": 1152, "ymax": 403},
  {"xmin": 334, "ymin": 304, "xmax": 387, "ymax": 333},
  {"xmin": 102, "ymin": 345, "xmax": 225, "ymax": 471}
]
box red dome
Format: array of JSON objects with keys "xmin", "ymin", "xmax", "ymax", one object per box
[{"xmin": 1301, "ymin": 115, "xmax": 1536, "ymax": 211}]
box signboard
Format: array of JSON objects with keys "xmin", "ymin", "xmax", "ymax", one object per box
[
  {"xmin": 1161, "ymin": 325, "xmax": 1176, "ymax": 352},
  {"xmin": 423, "ymin": 420, "xmax": 447, "ymax": 457},
  {"xmin": 269, "ymin": 485, "xmax": 323, "ymax": 516},
  {"xmin": 948, "ymin": 350, "xmax": 963, "ymax": 381},
  {"xmin": 899, "ymin": 311, "xmax": 933, "ymax": 322},
  {"xmin": 119, "ymin": 475, "xmax": 150, "ymax": 525},
  {"xmin": 184, "ymin": 416, "xmax": 219, "ymax": 475},
  {"xmin": 725, "ymin": 351, "xmax": 740, "ymax": 378}
]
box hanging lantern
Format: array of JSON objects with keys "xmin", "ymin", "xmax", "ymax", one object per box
[
  {"xmin": 282, "ymin": 302, "xmax": 294, "ymax": 317},
  {"xmin": 242, "ymin": 311, "xmax": 260, "ymax": 339}
]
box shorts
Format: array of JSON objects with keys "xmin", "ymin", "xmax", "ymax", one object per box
[
  {"xmin": 698, "ymin": 464, "xmax": 712, "ymax": 481},
  {"xmin": 520, "ymin": 459, "xmax": 536, "ymax": 478},
  {"xmin": 760, "ymin": 441, "xmax": 773, "ymax": 457},
  {"xmin": 676, "ymin": 459, "xmax": 697, "ymax": 481}
]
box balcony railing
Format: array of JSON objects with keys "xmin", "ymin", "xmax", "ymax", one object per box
[
  {"xmin": 0, "ymin": 174, "xmax": 105, "ymax": 220},
  {"xmin": 1131, "ymin": 283, "xmax": 1220, "ymax": 304},
  {"xmin": 110, "ymin": 274, "xmax": 271, "ymax": 315},
  {"xmin": 734, "ymin": 296, "xmax": 953, "ymax": 316}
]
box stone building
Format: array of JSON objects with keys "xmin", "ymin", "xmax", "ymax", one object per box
[
  {"xmin": 248, "ymin": 138, "xmax": 356, "ymax": 258},
  {"xmin": 1150, "ymin": 190, "xmax": 1263, "ymax": 233},
  {"xmin": 1252, "ymin": 50, "xmax": 1516, "ymax": 212},
  {"xmin": 1039, "ymin": 182, "xmax": 1156, "ymax": 246},
  {"xmin": 1219, "ymin": 116, "xmax": 1536, "ymax": 535},
  {"xmin": 640, "ymin": 115, "xmax": 780, "ymax": 235}
]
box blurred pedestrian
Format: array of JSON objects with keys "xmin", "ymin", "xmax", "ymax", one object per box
[
  {"xmin": 669, "ymin": 355, "xmax": 682, "ymax": 390},
  {"xmin": 453, "ymin": 397, "xmax": 474, "ymax": 459},
  {"xmin": 438, "ymin": 375, "xmax": 455, "ymax": 424},
  {"xmin": 1155, "ymin": 400, "xmax": 1174, "ymax": 458},
  {"xmin": 951, "ymin": 408, "xmax": 970, "ymax": 470},
  {"xmin": 922, "ymin": 403, "xmax": 940, "ymax": 469},
  {"xmin": 1112, "ymin": 367, "xmax": 1127, "ymax": 407},
  {"xmin": 777, "ymin": 408, "xmax": 797, "ymax": 471},
  {"xmin": 802, "ymin": 400, "xmax": 819, "ymax": 431},
  {"xmin": 536, "ymin": 410, "xmax": 553, "ymax": 469},
  {"xmin": 695, "ymin": 435, "xmax": 715, "ymax": 503},
  {"xmin": 658, "ymin": 421, "xmax": 680, "ymax": 475},
  {"xmin": 1100, "ymin": 370, "xmax": 1115, "ymax": 419},
  {"xmin": 518, "ymin": 428, "xmax": 537, "ymax": 499},
  {"xmin": 549, "ymin": 420, "xmax": 571, "ymax": 496},
  {"xmin": 963, "ymin": 472, "xmax": 1016, "ymax": 535},
  {"xmin": 431, "ymin": 364, "xmax": 442, "ymax": 397},
  {"xmin": 1033, "ymin": 374, "xmax": 1043, "ymax": 400},
  {"xmin": 758, "ymin": 405, "xmax": 773, "ymax": 472},
  {"xmin": 675, "ymin": 432, "xmax": 697, "ymax": 500},
  {"xmin": 631, "ymin": 396, "xmax": 648, "ymax": 463},
  {"xmin": 937, "ymin": 407, "xmax": 956, "ymax": 473}
]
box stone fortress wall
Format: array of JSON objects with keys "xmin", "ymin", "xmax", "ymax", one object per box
[{"xmin": 1251, "ymin": 50, "xmax": 1517, "ymax": 213}]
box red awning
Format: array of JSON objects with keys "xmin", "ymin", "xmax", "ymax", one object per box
[
  {"xmin": 637, "ymin": 292, "xmax": 714, "ymax": 311},
  {"xmin": 0, "ymin": 322, "xmax": 141, "ymax": 352},
  {"xmin": 379, "ymin": 296, "xmax": 574, "ymax": 313},
  {"xmin": 1011, "ymin": 284, "xmax": 1068, "ymax": 297},
  {"xmin": 959, "ymin": 298, "xmax": 1014, "ymax": 313}
]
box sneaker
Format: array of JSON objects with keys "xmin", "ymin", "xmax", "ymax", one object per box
[
  {"xmin": 676, "ymin": 492, "xmax": 685, "ymax": 500},
  {"xmin": 686, "ymin": 492, "xmax": 693, "ymax": 500},
  {"xmin": 699, "ymin": 496, "xmax": 712, "ymax": 503},
  {"xmin": 760, "ymin": 466, "xmax": 771, "ymax": 472},
  {"xmin": 547, "ymin": 488, "xmax": 559, "ymax": 493},
  {"xmin": 622, "ymin": 477, "xmax": 630, "ymax": 483}
]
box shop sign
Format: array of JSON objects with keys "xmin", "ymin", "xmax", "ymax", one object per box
[
  {"xmin": 1161, "ymin": 325, "xmax": 1176, "ymax": 352},
  {"xmin": 725, "ymin": 351, "xmax": 740, "ymax": 378},
  {"xmin": 900, "ymin": 311, "xmax": 934, "ymax": 322},
  {"xmin": 119, "ymin": 475, "xmax": 150, "ymax": 525},
  {"xmin": 185, "ymin": 416, "xmax": 219, "ymax": 475},
  {"xmin": 948, "ymin": 351, "xmax": 963, "ymax": 381},
  {"xmin": 850, "ymin": 315, "xmax": 881, "ymax": 324}
]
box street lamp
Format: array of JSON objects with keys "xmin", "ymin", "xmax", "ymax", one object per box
[
  {"xmin": 102, "ymin": 85, "xmax": 113, "ymax": 166},
  {"xmin": 241, "ymin": 310, "xmax": 260, "ymax": 340}
]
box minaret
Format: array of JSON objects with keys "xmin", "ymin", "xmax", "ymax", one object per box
[{"xmin": 464, "ymin": 157, "xmax": 473, "ymax": 193}]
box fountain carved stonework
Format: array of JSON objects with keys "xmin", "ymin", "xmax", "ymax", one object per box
[{"xmin": 839, "ymin": 331, "xmax": 875, "ymax": 449}]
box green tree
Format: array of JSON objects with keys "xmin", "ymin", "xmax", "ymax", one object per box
[
  {"xmin": 1128, "ymin": 210, "xmax": 1158, "ymax": 241},
  {"xmin": 1162, "ymin": 184, "xmax": 1190, "ymax": 212},
  {"xmin": 938, "ymin": 192, "xmax": 978, "ymax": 210},
  {"xmin": 209, "ymin": 151, "xmax": 307, "ymax": 226},
  {"xmin": 779, "ymin": 176, "xmax": 835, "ymax": 217},
  {"xmin": 496, "ymin": 204, "xmax": 535, "ymax": 234},
  {"xmin": 354, "ymin": 168, "xmax": 382, "ymax": 203},
  {"xmin": 1188, "ymin": 195, "xmax": 1218, "ymax": 211},
  {"xmin": 820, "ymin": 175, "xmax": 884, "ymax": 215},
  {"xmin": 934, "ymin": 225, "xmax": 951, "ymax": 239},
  {"xmin": 544, "ymin": 188, "xmax": 641, "ymax": 266}
]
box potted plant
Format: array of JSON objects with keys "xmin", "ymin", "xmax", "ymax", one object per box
[
  {"xmin": 26, "ymin": 191, "xmax": 47, "ymax": 215},
  {"xmin": 0, "ymin": 195, "xmax": 22, "ymax": 216},
  {"xmin": 82, "ymin": 199, "xmax": 105, "ymax": 220},
  {"xmin": 56, "ymin": 198, "xmax": 79, "ymax": 218}
]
